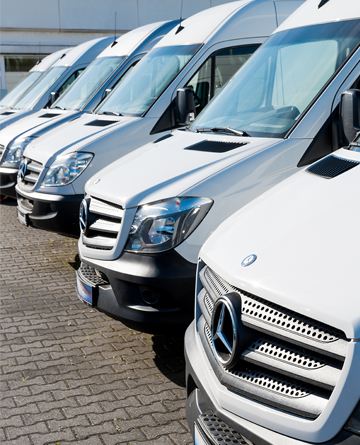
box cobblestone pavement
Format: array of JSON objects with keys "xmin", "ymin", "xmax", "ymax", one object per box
[{"xmin": 0, "ymin": 198, "xmax": 193, "ymax": 445}]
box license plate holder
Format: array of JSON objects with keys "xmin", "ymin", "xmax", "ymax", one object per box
[
  {"xmin": 17, "ymin": 209, "xmax": 28, "ymax": 226},
  {"xmin": 76, "ymin": 273, "xmax": 94, "ymax": 306}
]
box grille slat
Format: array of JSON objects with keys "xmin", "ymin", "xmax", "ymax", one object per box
[
  {"xmin": 0, "ymin": 144, "xmax": 4, "ymax": 162},
  {"xmin": 26, "ymin": 163, "xmax": 42, "ymax": 174},
  {"xmin": 18, "ymin": 158, "xmax": 43, "ymax": 187},
  {"xmin": 82, "ymin": 234, "xmax": 117, "ymax": 250},
  {"xmin": 200, "ymin": 318, "xmax": 328, "ymax": 419},
  {"xmin": 200, "ymin": 267, "xmax": 347, "ymax": 360},
  {"xmin": 89, "ymin": 197, "xmax": 123, "ymax": 218},
  {"xmin": 197, "ymin": 264, "xmax": 348, "ymax": 419},
  {"xmin": 23, "ymin": 173, "xmax": 38, "ymax": 184},
  {"xmin": 82, "ymin": 196, "xmax": 122, "ymax": 250},
  {"xmin": 88, "ymin": 219, "xmax": 120, "ymax": 234}
]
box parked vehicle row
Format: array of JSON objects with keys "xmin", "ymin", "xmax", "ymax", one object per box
[
  {"xmin": 0, "ymin": 20, "xmax": 178, "ymax": 199},
  {"xmin": 1, "ymin": 0, "xmax": 359, "ymax": 444},
  {"xmin": 13, "ymin": 0, "xmax": 293, "ymax": 237}
]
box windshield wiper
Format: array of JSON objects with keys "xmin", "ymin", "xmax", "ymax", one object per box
[
  {"xmin": 53, "ymin": 105, "xmax": 66, "ymax": 110},
  {"xmin": 98, "ymin": 111, "xmax": 121, "ymax": 116},
  {"xmin": 196, "ymin": 127, "xmax": 250, "ymax": 137}
]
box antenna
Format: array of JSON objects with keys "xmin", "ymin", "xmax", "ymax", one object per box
[
  {"xmin": 37, "ymin": 41, "xmax": 41, "ymax": 65},
  {"xmin": 111, "ymin": 12, "xmax": 118, "ymax": 47},
  {"xmin": 176, "ymin": 0, "xmax": 184, "ymax": 34}
]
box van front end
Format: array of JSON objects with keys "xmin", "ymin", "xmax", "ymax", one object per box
[
  {"xmin": 76, "ymin": 193, "xmax": 214, "ymax": 328},
  {"xmin": 185, "ymin": 260, "xmax": 360, "ymax": 445}
]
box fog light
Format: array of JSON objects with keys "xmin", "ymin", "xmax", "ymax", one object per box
[{"xmin": 141, "ymin": 289, "xmax": 160, "ymax": 305}]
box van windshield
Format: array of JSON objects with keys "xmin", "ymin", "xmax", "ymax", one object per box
[
  {"xmin": 191, "ymin": 19, "xmax": 360, "ymax": 139},
  {"xmin": 96, "ymin": 44, "xmax": 201, "ymax": 117},
  {"xmin": 52, "ymin": 56, "xmax": 124, "ymax": 111},
  {"xmin": 14, "ymin": 66, "xmax": 67, "ymax": 110},
  {"xmin": 0, "ymin": 71, "xmax": 42, "ymax": 107}
]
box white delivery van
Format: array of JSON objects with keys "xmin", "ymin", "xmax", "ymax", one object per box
[
  {"xmin": 0, "ymin": 48, "xmax": 71, "ymax": 111},
  {"xmin": 0, "ymin": 21, "xmax": 177, "ymax": 198},
  {"xmin": 184, "ymin": 90, "xmax": 360, "ymax": 445},
  {"xmin": 15, "ymin": 0, "xmax": 298, "ymax": 236},
  {"xmin": 0, "ymin": 37, "xmax": 113, "ymax": 129},
  {"xmin": 75, "ymin": 0, "xmax": 360, "ymax": 329}
]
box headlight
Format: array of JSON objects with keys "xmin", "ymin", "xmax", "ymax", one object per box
[
  {"xmin": 42, "ymin": 152, "xmax": 93, "ymax": 186},
  {"xmin": 124, "ymin": 197, "xmax": 213, "ymax": 254},
  {"xmin": 2, "ymin": 136, "xmax": 37, "ymax": 164}
]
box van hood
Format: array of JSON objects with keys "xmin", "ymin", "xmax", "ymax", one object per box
[
  {"xmin": 0, "ymin": 109, "xmax": 78, "ymax": 147},
  {"xmin": 201, "ymin": 148, "xmax": 360, "ymax": 339},
  {"xmin": 86, "ymin": 130, "xmax": 281, "ymax": 209},
  {"xmin": 23, "ymin": 113, "xmax": 139, "ymax": 165},
  {"xmin": 0, "ymin": 109, "xmax": 32, "ymax": 130}
]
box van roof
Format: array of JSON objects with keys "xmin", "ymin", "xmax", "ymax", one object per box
[
  {"xmin": 29, "ymin": 48, "xmax": 71, "ymax": 73},
  {"xmin": 277, "ymin": 0, "xmax": 360, "ymax": 32},
  {"xmin": 99, "ymin": 21, "xmax": 176, "ymax": 58},
  {"xmin": 52, "ymin": 36, "xmax": 113, "ymax": 67},
  {"xmin": 154, "ymin": 0, "xmax": 290, "ymax": 48}
]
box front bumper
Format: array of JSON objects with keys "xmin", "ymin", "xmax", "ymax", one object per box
[
  {"xmin": 77, "ymin": 249, "xmax": 197, "ymax": 329},
  {"xmin": 0, "ymin": 167, "xmax": 18, "ymax": 198},
  {"xmin": 16, "ymin": 187, "xmax": 83, "ymax": 237},
  {"xmin": 185, "ymin": 322, "xmax": 360, "ymax": 445}
]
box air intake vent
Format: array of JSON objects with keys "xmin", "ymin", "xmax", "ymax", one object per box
[
  {"xmin": 1, "ymin": 111, "xmax": 15, "ymax": 116},
  {"xmin": 85, "ymin": 120, "xmax": 117, "ymax": 127},
  {"xmin": 185, "ymin": 140, "xmax": 247, "ymax": 153},
  {"xmin": 38, "ymin": 113, "xmax": 61, "ymax": 118},
  {"xmin": 306, "ymin": 155, "xmax": 359, "ymax": 179}
]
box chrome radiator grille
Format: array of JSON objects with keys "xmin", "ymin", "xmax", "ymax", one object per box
[
  {"xmin": 81, "ymin": 196, "xmax": 123, "ymax": 250},
  {"xmin": 18, "ymin": 157, "xmax": 43, "ymax": 187},
  {"xmin": 197, "ymin": 265, "xmax": 348, "ymax": 419}
]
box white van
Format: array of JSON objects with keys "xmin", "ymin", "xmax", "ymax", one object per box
[
  {"xmin": 184, "ymin": 90, "xmax": 360, "ymax": 445},
  {"xmin": 0, "ymin": 37, "xmax": 113, "ymax": 129},
  {"xmin": 75, "ymin": 0, "xmax": 360, "ymax": 329},
  {"xmin": 0, "ymin": 49, "xmax": 71, "ymax": 110},
  {"xmin": 0, "ymin": 21, "xmax": 177, "ymax": 198},
  {"xmin": 15, "ymin": 0, "xmax": 301, "ymax": 237}
]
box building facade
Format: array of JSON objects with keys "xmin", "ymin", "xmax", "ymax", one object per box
[{"xmin": 0, "ymin": 0, "xmax": 238, "ymax": 97}]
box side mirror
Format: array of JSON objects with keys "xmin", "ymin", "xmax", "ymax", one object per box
[
  {"xmin": 339, "ymin": 89, "xmax": 360, "ymax": 145},
  {"xmin": 175, "ymin": 88, "xmax": 195, "ymax": 126},
  {"xmin": 50, "ymin": 91, "xmax": 59, "ymax": 106},
  {"xmin": 104, "ymin": 88, "xmax": 112, "ymax": 99}
]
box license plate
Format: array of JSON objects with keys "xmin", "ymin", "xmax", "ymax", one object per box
[
  {"xmin": 17, "ymin": 209, "xmax": 28, "ymax": 226},
  {"xmin": 76, "ymin": 274, "xmax": 93, "ymax": 305},
  {"xmin": 194, "ymin": 424, "xmax": 209, "ymax": 445}
]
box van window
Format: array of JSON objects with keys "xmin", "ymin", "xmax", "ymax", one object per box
[
  {"xmin": 186, "ymin": 46, "xmax": 258, "ymax": 115},
  {"xmin": 96, "ymin": 44, "xmax": 201, "ymax": 117},
  {"xmin": 192, "ymin": 19, "xmax": 360, "ymax": 139},
  {"xmin": 52, "ymin": 57, "xmax": 124, "ymax": 110},
  {"xmin": 14, "ymin": 66, "xmax": 67, "ymax": 110},
  {"xmin": 57, "ymin": 68, "xmax": 85, "ymax": 97},
  {"xmin": 0, "ymin": 71, "xmax": 42, "ymax": 107}
]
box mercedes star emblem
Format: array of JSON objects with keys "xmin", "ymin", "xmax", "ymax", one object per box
[
  {"xmin": 211, "ymin": 292, "xmax": 251, "ymax": 369},
  {"xmin": 79, "ymin": 199, "xmax": 89, "ymax": 235},
  {"xmin": 18, "ymin": 158, "xmax": 28, "ymax": 182},
  {"xmin": 241, "ymin": 254, "xmax": 257, "ymax": 267}
]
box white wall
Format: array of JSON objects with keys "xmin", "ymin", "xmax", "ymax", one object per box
[{"xmin": 0, "ymin": 0, "xmax": 241, "ymax": 54}]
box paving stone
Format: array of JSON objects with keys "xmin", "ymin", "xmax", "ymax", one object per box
[{"xmin": 0, "ymin": 202, "xmax": 191, "ymax": 445}]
